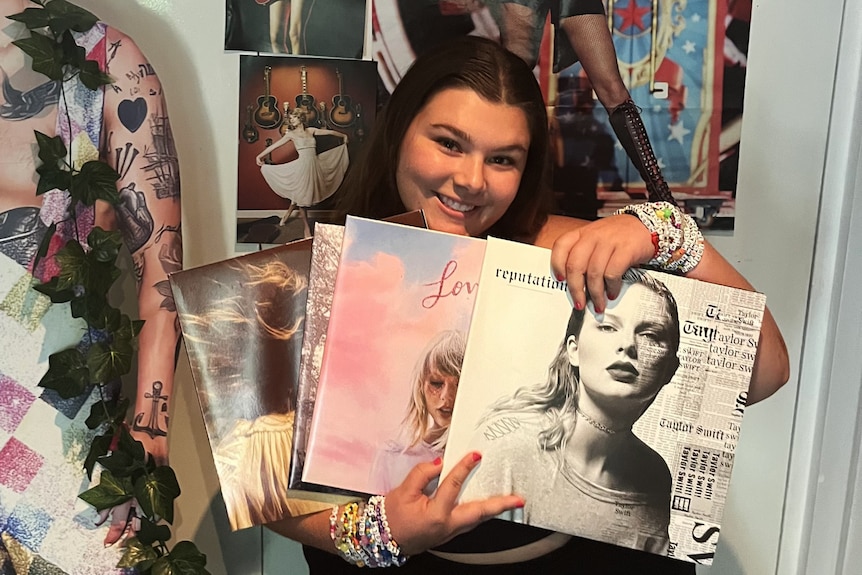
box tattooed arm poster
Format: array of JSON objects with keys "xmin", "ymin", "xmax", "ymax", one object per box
[{"xmin": 99, "ymin": 27, "xmax": 182, "ymax": 466}]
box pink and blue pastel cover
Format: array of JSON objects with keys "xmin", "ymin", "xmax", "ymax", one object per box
[{"xmin": 301, "ymin": 216, "xmax": 484, "ymax": 495}]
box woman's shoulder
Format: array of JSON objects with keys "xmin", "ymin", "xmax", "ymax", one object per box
[{"xmin": 529, "ymin": 214, "xmax": 591, "ymax": 249}]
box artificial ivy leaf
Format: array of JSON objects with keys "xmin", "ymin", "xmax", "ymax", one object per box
[
  {"xmin": 71, "ymin": 160, "xmax": 120, "ymax": 206},
  {"xmin": 87, "ymin": 339, "xmax": 134, "ymax": 384},
  {"xmin": 38, "ymin": 348, "xmax": 89, "ymax": 398},
  {"xmin": 89, "ymin": 227, "xmax": 123, "ymax": 264},
  {"xmin": 7, "ymin": 7, "xmax": 52, "ymax": 29},
  {"xmin": 78, "ymin": 469, "xmax": 134, "ymax": 511},
  {"xmin": 137, "ymin": 516, "xmax": 172, "ymax": 547},
  {"xmin": 85, "ymin": 396, "xmax": 129, "ymax": 430},
  {"xmin": 117, "ymin": 537, "xmax": 160, "ymax": 570},
  {"xmin": 70, "ymin": 292, "xmax": 107, "ymax": 324},
  {"xmin": 52, "ymin": 239, "xmax": 85, "ymax": 290},
  {"xmin": 33, "ymin": 222, "xmax": 57, "ymax": 269},
  {"xmin": 117, "ymin": 425, "xmax": 147, "ymax": 464},
  {"xmin": 58, "ymin": 30, "xmax": 86, "ymax": 70},
  {"xmin": 12, "ymin": 34, "xmax": 63, "ymax": 80},
  {"xmin": 83, "ymin": 432, "xmax": 112, "ymax": 479},
  {"xmin": 97, "ymin": 450, "xmax": 137, "ymax": 478},
  {"xmin": 33, "ymin": 276, "xmax": 75, "ymax": 303},
  {"xmin": 79, "ymin": 58, "xmax": 112, "ymax": 90},
  {"xmin": 34, "ymin": 130, "xmax": 67, "ymax": 164},
  {"xmin": 35, "ymin": 162, "xmax": 72, "ymax": 195},
  {"xmin": 135, "ymin": 466, "xmax": 181, "ymax": 524},
  {"xmin": 46, "ymin": 0, "xmax": 99, "ymax": 34},
  {"xmin": 151, "ymin": 541, "xmax": 209, "ymax": 575},
  {"xmin": 54, "ymin": 239, "xmax": 121, "ymax": 298},
  {"xmin": 113, "ymin": 313, "xmax": 137, "ymax": 345},
  {"xmin": 78, "ymin": 302, "xmax": 122, "ymax": 332}
]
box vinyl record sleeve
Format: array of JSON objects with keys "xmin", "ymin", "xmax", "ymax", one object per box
[{"xmin": 443, "ymin": 236, "xmax": 766, "ymax": 564}]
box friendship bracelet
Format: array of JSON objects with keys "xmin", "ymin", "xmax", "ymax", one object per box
[
  {"xmin": 329, "ymin": 496, "xmax": 409, "ymax": 568},
  {"xmin": 615, "ymin": 201, "xmax": 704, "ymax": 274}
]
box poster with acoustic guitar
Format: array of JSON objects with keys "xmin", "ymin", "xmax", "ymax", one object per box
[
  {"xmin": 236, "ymin": 55, "xmax": 377, "ymax": 244},
  {"xmin": 225, "ymin": 0, "xmax": 367, "ymax": 57}
]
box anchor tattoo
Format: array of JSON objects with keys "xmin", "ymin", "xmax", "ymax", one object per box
[{"xmin": 132, "ymin": 380, "xmax": 169, "ymax": 438}]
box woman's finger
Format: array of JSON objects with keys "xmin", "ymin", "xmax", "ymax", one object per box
[
  {"xmin": 583, "ymin": 240, "xmax": 616, "ymax": 313},
  {"xmin": 432, "ymin": 451, "xmax": 483, "ymax": 508},
  {"xmin": 448, "ymin": 495, "xmax": 525, "ymax": 538},
  {"xmin": 398, "ymin": 456, "xmax": 444, "ymax": 495}
]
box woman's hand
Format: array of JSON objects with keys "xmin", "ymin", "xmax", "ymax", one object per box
[
  {"xmin": 98, "ymin": 498, "xmax": 140, "ymax": 546},
  {"xmin": 256, "ymin": 155, "xmax": 264, "ymax": 166},
  {"xmin": 384, "ymin": 452, "xmax": 524, "ymax": 556},
  {"xmin": 547, "ymin": 214, "xmax": 654, "ymax": 313}
]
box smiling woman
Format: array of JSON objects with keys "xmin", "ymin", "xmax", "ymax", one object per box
[
  {"xmin": 266, "ymin": 34, "xmax": 788, "ymax": 575},
  {"xmin": 394, "ymin": 89, "xmax": 529, "ymax": 237}
]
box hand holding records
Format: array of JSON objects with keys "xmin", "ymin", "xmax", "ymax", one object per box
[{"xmin": 443, "ymin": 237, "xmax": 767, "ymax": 564}]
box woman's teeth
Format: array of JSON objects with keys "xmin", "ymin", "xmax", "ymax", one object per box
[{"xmin": 439, "ymin": 195, "xmax": 474, "ymax": 213}]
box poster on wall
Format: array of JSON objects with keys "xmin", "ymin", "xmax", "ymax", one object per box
[
  {"xmin": 236, "ymin": 55, "xmax": 377, "ymax": 244},
  {"xmin": 371, "ymin": 0, "xmax": 751, "ymax": 229},
  {"xmin": 225, "ymin": 0, "xmax": 367, "ymax": 58}
]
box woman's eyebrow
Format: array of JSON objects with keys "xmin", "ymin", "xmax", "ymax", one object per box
[{"xmin": 430, "ymin": 123, "xmax": 472, "ymax": 143}]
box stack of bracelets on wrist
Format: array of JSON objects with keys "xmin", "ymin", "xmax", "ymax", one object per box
[
  {"xmin": 615, "ymin": 201, "xmax": 705, "ymax": 274},
  {"xmin": 329, "ymin": 496, "xmax": 409, "ymax": 568}
]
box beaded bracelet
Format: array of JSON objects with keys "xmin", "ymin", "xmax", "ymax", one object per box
[
  {"xmin": 329, "ymin": 496, "xmax": 409, "ymax": 568},
  {"xmin": 615, "ymin": 201, "xmax": 704, "ymax": 274}
]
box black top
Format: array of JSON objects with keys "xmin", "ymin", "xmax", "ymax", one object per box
[{"xmin": 303, "ymin": 520, "xmax": 697, "ymax": 574}]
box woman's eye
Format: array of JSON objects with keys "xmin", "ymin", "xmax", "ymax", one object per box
[
  {"xmin": 597, "ymin": 324, "xmax": 617, "ymax": 333},
  {"xmin": 429, "ymin": 380, "xmax": 444, "ymax": 389},
  {"xmin": 488, "ymin": 155, "xmax": 514, "ymax": 166},
  {"xmin": 436, "ymin": 138, "xmax": 460, "ymax": 152}
]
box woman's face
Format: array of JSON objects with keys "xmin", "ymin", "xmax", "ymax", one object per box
[
  {"xmin": 395, "ymin": 88, "xmax": 530, "ymax": 237},
  {"xmin": 289, "ymin": 112, "xmax": 302, "ymax": 127},
  {"xmin": 568, "ymin": 283, "xmax": 678, "ymax": 410},
  {"xmin": 423, "ymin": 369, "xmax": 459, "ymax": 430}
]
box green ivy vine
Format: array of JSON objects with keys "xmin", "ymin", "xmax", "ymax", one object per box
[{"xmin": 10, "ymin": 1, "xmax": 208, "ymax": 573}]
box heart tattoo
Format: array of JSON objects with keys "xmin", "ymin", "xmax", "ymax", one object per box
[{"xmin": 118, "ymin": 98, "xmax": 148, "ymax": 132}]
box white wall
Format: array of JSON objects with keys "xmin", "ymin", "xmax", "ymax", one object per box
[{"xmin": 70, "ymin": 0, "xmax": 855, "ymax": 573}]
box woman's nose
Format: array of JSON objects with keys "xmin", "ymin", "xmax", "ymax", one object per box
[
  {"xmin": 617, "ymin": 333, "xmax": 638, "ymax": 358},
  {"xmin": 452, "ymin": 155, "xmax": 485, "ymax": 193}
]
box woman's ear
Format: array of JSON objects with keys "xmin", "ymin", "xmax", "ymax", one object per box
[{"xmin": 566, "ymin": 335, "xmax": 580, "ymax": 367}]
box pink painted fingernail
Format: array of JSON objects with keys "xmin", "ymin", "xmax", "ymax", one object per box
[
  {"xmin": 515, "ymin": 499, "xmax": 525, "ymax": 509},
  {"xmin": 432, "ymin": 457, "xmax": 442, "ymax": 466},
  {"xmin": 574, "ymin": 301, "xmax": 584, "ymax": 311},
  {"xmin": 472, "ymin": 452, "xmax": 482, "ymax": 462},
  {"xmin": 555, "ymin": 272, "xmax": 564, "ymax": 281}
]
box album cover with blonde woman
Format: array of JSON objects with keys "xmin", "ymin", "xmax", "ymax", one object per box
[
  {"xmin": 443, "ymin": 236, "xmax": 767, "ymax": 564},
  {"xmin": 301, "ymin": 216, "xmax": 483, "ymax": 496},
  {"xmin": 170, "ymin": 238, "xmax": 312, "ymax": 530}
]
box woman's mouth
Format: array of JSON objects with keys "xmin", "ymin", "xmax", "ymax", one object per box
[
  {"xmin": 437, "ymin": 194, "xmax": 476, "ymax": 213},
  {"xmin": 606, "ymin": 362, "xmax": 639, "ymax": 383}
]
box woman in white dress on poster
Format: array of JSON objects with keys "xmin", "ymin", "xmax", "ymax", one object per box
[{"xmin": 256, "ymin": 107, "xmax": 349, "ymax": 236}]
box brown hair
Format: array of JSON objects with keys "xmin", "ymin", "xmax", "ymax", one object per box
[{"xmin": 336, "ymin": 36, "xmax": 552, "ymax": 240}]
